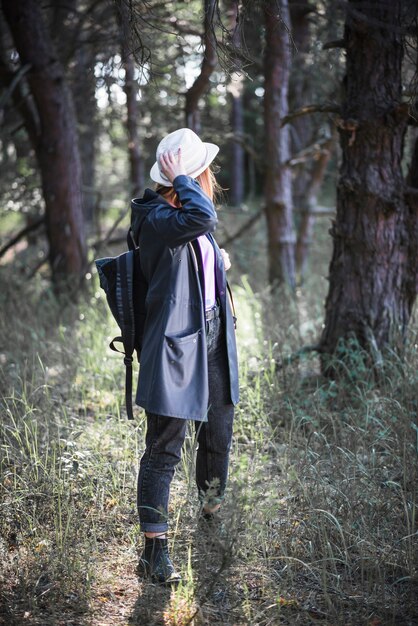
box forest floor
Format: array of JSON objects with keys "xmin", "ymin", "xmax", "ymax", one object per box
[{"xmin": 0, "ymin": 214, "xmax": 417, "ymax": 626}]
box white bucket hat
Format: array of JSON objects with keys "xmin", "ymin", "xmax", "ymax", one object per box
[{"xmin": 150, "ymin": 128, "xmax": 219, "ymax": 186}]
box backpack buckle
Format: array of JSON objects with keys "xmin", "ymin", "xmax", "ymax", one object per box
[{"xmin": 124, "ymin": 355, "xmax": 133, "ymax": 366}]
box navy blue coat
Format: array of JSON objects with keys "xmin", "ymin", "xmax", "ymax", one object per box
[{"xmin": 130, "ymin": 174, "xmax": 239, "ymax": 421}]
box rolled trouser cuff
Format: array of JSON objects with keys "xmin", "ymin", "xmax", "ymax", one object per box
[{"xmin": 140, "ymin": 521, "xmax": 169, "ymax": 533}]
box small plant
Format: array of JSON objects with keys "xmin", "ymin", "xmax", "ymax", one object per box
[
  {"xmin": 1, "ymin": 239, "xmax": 417, "ymax": 625},
  {"xmin": 163, "ymin": 547, "xmax": 198, "ymax": 626}
]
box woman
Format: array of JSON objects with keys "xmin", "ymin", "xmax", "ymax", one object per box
[{"xmin": 130, "ymin": 128, "xmax": 239, "ymax": 584}]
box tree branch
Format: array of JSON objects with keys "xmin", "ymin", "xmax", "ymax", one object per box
[
  {"xmin": 281, "ymin": 103, "xmax": 340, "ymax": 127},
  {"xmin": 0, "ymin": 216, "xmax": 45, "ymax": 260},
  {"xmin": 219, "ymin": 209, "xmax": 263, "ymax": 248},
  {"xmin": 184, "ymin": 0, "xmax": 217, "ymax": 129},
  {"xmin": 0, "ymin": 30, "xmax": 40, "ymax": 146},
  {"xmin": 90, "ymin": 208, "xmax": 130, "ymax": 253},
  {"xmin": 27, "ymin": 256, "xmax": 48, "ymax": 279},
  {"xmin": 322, "ymin": 38, "xmax": 346, "ymax": 50},
  {"xmin": 0, "ymin": 62, "xmax": 31, "ymax": 109},
  {"xmin": 404, "ymin": 185, "xmax": 418, "ymax": 197},
  {"xmin": 284, "ymin": 136, "xmax": 334, "ymax": 167},
  {"xmin": 222, "ymin": 131, "xmax": 264, "ymax": 171}
]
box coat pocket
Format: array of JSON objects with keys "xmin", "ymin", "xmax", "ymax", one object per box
[{"xmin": 164, "ymin": 329, "xmax": 201, "ymax": 388}]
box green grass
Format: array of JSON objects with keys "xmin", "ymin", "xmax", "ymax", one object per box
[{"xmin": 0, "ymin": 221, "xmax": 417, "ymax": 626}]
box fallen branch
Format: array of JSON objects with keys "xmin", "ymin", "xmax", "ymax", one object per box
[{"xmin": 0, "ymin": 216, "xmax": 45, "ymax": 260}]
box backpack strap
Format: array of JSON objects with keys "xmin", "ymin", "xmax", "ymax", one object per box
[
  {"xmin": 108, "ymin": 250, "xmax": 135, "ymax": 420},
  {"xmin": 226, "ymin": 281, "xmax": 237, "ymax": 329},
  {"xmin": 127, "ymin": 227, "xmax": 137, "ymax": 251}
]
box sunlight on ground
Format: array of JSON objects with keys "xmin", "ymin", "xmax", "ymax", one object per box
[{"xmin": 0, "ymin": 234, "xmax": 417, "ymax": 625}]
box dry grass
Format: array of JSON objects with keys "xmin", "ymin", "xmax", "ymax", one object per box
[{"xmin": 0, "ymin": 220, "xmax": 417, "ymax": 626}]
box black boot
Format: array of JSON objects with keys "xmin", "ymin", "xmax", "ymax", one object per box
[{"xmin": 138, "ymin": 537, "xmax": 182, "ymax": 585}]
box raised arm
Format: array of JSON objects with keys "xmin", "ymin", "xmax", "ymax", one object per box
[{"xmin": 148, "ymin": 174, "xmax": 218, "ymax": 247}]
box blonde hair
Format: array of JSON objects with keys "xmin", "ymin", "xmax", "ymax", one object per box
[{"xmin": 155, "ymin": 166, "xmax": 223, "ymax": 208}]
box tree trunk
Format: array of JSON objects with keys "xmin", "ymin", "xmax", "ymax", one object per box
[
  {"xmin": 185, "ymin": 0, "xmax": 217, "ymax": 132},
  {"xmin": 248, "ymin": 150, "xmax": 256, "ymax": 200},
  {"xmin": 263, "ymin": 0, "xmax": 296, "ymax": 290},
  {"xmin": 226, "ymin": 0, "xmax": 245, "ymax": 206},
  {"xmin": 289, "ymin": 0, "xmax": 313, "ymax": 200},
  {"xmin": 319, "ymin": 0, "xmax": 414, "ymax": 367},
  {"xmin": 48, "ymin": 0, "xmax": 98, "ymax": 225},
  {"xmin": 72, "ymin": 43, "xmax": 98, "ymax": 224},
  {"xmin": 2, "ymin": 0, "xmax": 87, "ymax": 289},
  {"xmin": 406, "ymin": 131, "xmax": 418, "ymax": 190},
  {"xmin": 295, "ymin": 136, "xmax": 334, "ymax": 280},
  {"xmin": 405, "ymin": 131, "xmax": 418, "ymax": 295},
  {"xmin": 123, "ymin": 52, "xmax": 144, "ymax": 198},
  {"xmin": 289, "ymin": 0, "xmax": 317, "ymax": 281},
  {"xmin": 229, "ymin": 89, "xmax": 245, "ymax": 205},
  {"xmin": 116, "ymin": 0, "xmax": 144, "ymax": 199}
]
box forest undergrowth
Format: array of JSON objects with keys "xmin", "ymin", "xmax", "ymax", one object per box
[{"xmin": 0, "ymin": 230, "xmax": 417, "ymax": 626}]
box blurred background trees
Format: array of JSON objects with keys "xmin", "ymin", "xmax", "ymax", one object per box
[
  {"xmin": 1, "ymin": 0, "xmax": 418, "ymax": 367},
  {"xmin": 2, "ymin": 6, "xmax": 418, "ymax": 623}
]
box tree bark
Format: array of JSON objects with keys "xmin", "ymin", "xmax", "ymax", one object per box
[
  {"xmin": 226, "ymin": 0, "xmax": 245, "ymax": 206},
  {"xmin": 319, "ymin": 0, "xmax": 414, "ymax": 368},
  {"xmin": 185, "ymin": 0, "xmax": 217, "ymax": 132},
  {"xmin": 2, "ymin": 0, "xmax": 87, "ymax": 289},
  {"xmin": 295, "ymin": 136, "xmax": 333, "ymax": 280},
  {"xmin": 289, "ymin": 0, "xmax": 313, "ymax": 176},
  {"xmin": 122, "ymin": 52, "xmax": 144, "ymax": 198},
  {"xmin": 263, "ymin": 0, "xmax": 296, "ymax": 290},
  {"xmin": 0, "ymin": 21, "xmax": 40, "ymax": 152},
  {"xmin": 405, "ymin": 130, "xmax": 418, "ymax": 294},
  {"xmin": 229, "ymin": 88, "xmax": 245, "ymax": 204},
  {"xmin": 49, "ymin": 2, "xmax": 97, "ymax": 224},
  {"xmin": 116, "ymin": 0, "xmax": 144, "ymax": 199},
  {"xmin": 72, "ymin": 42, "xmax": 98, "ymax": 224},
  {"xmin": 289, "ymin": 0, "xmax": 316, "ymax": 280}
]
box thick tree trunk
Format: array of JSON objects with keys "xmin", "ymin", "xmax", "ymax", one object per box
[
  {"xmin": 263, "ymin": 0, "xmax": 296, "ymax": 290},
  {"xmin": 49, "ymin": 0, "xmax": 97, "ymax": 225},
  {"xmin": 319, "ymin": 0, "xmax": 413, "ymax": 367},
  {"xmin": 185, "ymin": 0, "xmax": 217, "ymax": 132},
  {"xmin": 2, "ymin": 0, "xmax": 87, "ymax": 288}
]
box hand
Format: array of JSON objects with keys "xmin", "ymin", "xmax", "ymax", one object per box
[
  {"xmin": 158, "ymin": 148, "xmax": 187, "ymax": 184},
  {"xmin": 220, "ymin": 248, "xmax": 231, "ymax": 271}
]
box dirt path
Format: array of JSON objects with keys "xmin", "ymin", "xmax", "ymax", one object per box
[{"xmin": 89, "ymin": 541, "xmax": 147, "ymax": 626}]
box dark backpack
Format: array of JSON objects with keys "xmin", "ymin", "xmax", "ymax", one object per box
[{"xmin": 95, "ymin": 229, "xmax": 147, "ymax": 419}]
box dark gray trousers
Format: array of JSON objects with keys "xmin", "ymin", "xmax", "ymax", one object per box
[{"xmin": 137, "ymin": 315, "xmax": 234, "ymax": 533}]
